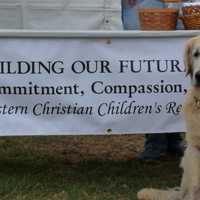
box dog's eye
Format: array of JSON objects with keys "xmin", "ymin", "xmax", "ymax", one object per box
[{"xmin": 193, "ymin": 50, "xmax": 200, "ymax": 58}]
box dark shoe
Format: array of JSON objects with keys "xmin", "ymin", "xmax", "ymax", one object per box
[
  {"xmin": 166, "ymin": 133, "xmax": 184, "ymax": 157},
  {"xmin": 167, "ymin": 146, "xmax": 184, "ymax": 157}
]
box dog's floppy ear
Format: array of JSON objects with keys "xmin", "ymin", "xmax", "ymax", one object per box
[{"xmin": 184, "ymin": 38, "xmax": 193, "ymax": 76}]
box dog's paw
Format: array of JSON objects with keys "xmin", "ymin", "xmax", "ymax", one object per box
[{"xmin": 137, "ymin": 188, "xmax": 153, "ymax": 200}]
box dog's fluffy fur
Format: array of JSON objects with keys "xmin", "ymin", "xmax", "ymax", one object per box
[{"xmin": 137, "ymin": 36, "xmax": 200, "ymax": 200}]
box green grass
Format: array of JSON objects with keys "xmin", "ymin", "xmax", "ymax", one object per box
[{"xmin": 0, "ymin": 137, "xmax": 181, "ymax": 200}]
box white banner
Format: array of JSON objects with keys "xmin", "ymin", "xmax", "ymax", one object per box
[{"xmin": 0, "ymin": 35, "xmax": 190, "ymax": 135}]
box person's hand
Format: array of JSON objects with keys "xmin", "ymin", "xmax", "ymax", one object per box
[{"xmin": 123, "ymin": 0, "xmax": 137, "ymax": 7}]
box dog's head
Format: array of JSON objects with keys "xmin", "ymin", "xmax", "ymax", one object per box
[{"xmin": 185, "ymin": 36, "xmax": 200, "ymax": 87}]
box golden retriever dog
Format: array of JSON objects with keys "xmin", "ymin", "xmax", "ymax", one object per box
[{"xmin": 137, "ymin": 36, "xmax": 200, "ymax": 200}]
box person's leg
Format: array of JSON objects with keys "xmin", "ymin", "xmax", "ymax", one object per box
[
  {"xmin": 121, "ymin": 0, "xmax": 140, "ymax": 30},
  {"xmin": 139, "ymin": 134, "xmax": 168, "ymax": 161}
]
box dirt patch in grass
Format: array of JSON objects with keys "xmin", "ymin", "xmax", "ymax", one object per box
[
  {"xmin": 62, "ymin": 135, "xmax": 145, "ymax": 163},
  {"xmin": 3, "ymin": 135, "xmax": 145, "ymax": 163}
]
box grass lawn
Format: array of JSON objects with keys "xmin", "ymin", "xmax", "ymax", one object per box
[{"xmin": 0, "ymin": 136, "xmax": 182, "ymax": 200}]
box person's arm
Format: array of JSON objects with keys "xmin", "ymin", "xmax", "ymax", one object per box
[{"xmin": 122, "ymin": 0, "xmax": 137, "ymax": 7}]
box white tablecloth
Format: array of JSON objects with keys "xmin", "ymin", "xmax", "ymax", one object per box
[{"xmin": 0, "ymin": 0, "xmax": 122, "ymax": 30}]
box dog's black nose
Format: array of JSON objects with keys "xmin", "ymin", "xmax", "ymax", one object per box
[{"xmin": 195, "ymin": 71, "xmax": 200, "ymax": 84}]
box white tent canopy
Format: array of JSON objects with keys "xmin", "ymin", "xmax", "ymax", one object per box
[{"xmin": 0, "ymin": 0, "xmax": 122, "ymax": 30}]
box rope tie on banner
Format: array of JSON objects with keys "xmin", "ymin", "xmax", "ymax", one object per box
[{"xmin": 106, "ymin": 129, "xmax": 112, "ymax": 134}]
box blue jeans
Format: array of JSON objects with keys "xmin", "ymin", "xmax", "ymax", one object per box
[{"xmin": 122, "ymin": 0, "xmax": 164, "ymax": 30}]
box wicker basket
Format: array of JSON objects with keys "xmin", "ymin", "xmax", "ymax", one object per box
[
  {"xmin": 181, "ymin": 5, "xmax": 200, "ymax": 29},
  {"xmin": 180, "ymin": 15, "xmax": 200, "ymax": 30},
  {"xmin": 139, "ymin": 8, "xmax": 178, "ymax": 30}
]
